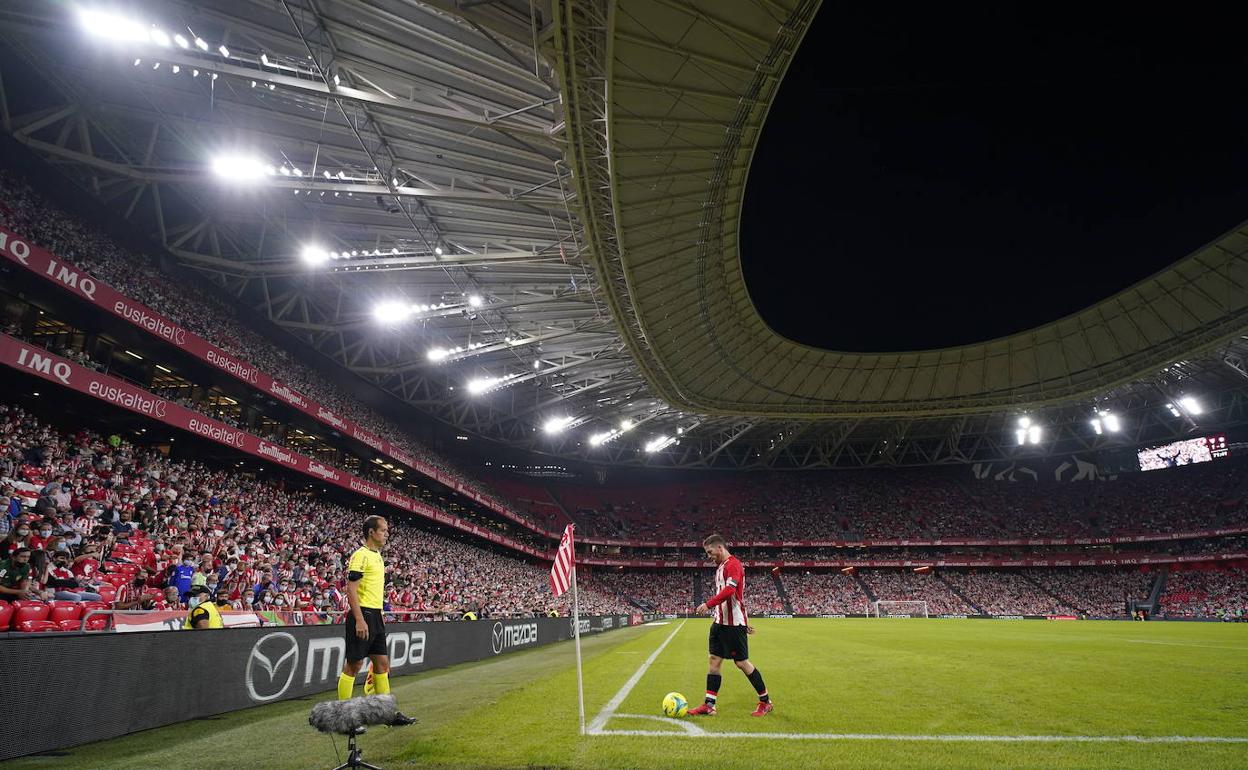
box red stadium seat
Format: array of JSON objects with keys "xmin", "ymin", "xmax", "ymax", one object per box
[
  {"xmin": 95, "ymin": 584, "xmax": 118, "ymax": 602},
  {"xmin": 49, "ymin": 602, "xmax": 84, "ymax": 624},
  {"xmin": 0, "ymin": 602, "xmax": 14, "ymax": 630},
  {"xmin": 101, "ymin": 574, "xmax": 129, "ymax": 588},
  {"xmin": 57, "ymin": 619, "xmax": 83, "ymax": 632},
  {"xmin": 13, "ymin": 602, "xmax": 50, "ymax": 624},
  {"xmin": 84, "ymin": 615, "xmax": 109, "ymax": 631},
  {"xmin": 15, "ymin": 619, "xmax": 60, "ymax": 633}
]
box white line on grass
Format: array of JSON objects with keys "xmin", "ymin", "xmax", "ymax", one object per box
[
  {"xmin": 587, "ymin": 619, "xmax": 687, "ymax": 734},
  {"xmin": 591, "ymin": 730, "xmax": 1248, "ymax": 744},
  {"xmin": 1125, "ymin": 639, "xmax": 1248, "ymax": 651}
]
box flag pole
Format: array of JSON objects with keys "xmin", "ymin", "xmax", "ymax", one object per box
[{"xmin": 571, "ymin": 559, "xmax": 586, "ymax": 735}]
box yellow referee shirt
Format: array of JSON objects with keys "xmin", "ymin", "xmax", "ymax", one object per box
[{"xmin": 347, "ymin": 546, "xmax": 385, "ymax": 609}]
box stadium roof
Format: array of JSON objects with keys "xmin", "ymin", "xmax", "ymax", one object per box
[{"xmin": 2, "ymin": 0, "xmax": 1248, "ymax": 470}]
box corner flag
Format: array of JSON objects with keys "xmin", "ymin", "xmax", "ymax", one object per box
[
  {"xmin": 550, "ymin": 523, "xmax": 585, "ymax": 733},
  {"xmin": 550, "ymin": 524, "xmax": 575, "ymax": 596}
]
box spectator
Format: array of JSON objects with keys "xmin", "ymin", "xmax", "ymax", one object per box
[{"xmin": 0, "ymin": 547, "xmax": 34, "ymax": 600}]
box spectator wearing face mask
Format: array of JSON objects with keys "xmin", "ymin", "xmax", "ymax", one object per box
[
  {"xmin": 42, "ymin": 548, "xmax": 103, "ymax": 601},
  {"xmin": 182, "ymin": 585, "xmax": 224, "ymax": 629},
  {"xmin": 170, "ymin": 554, "xmax": 196, "ymax": 601},
  {"xmin": 232, "ymin": 589, "xmax": 256, "ymax": 611}
]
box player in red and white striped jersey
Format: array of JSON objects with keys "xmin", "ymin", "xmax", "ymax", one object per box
[{"xmin": 688, "ymin": 534, "xmax": 773, "ymax": 717}]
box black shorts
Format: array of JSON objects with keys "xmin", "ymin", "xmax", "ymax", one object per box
[
  {"xmin": 708, "ymin": 622, "xmax": 749, "ymax": 661},
  {"xmin": 345, "ymin": 608, "xmax": 388, "ymax": 662}
]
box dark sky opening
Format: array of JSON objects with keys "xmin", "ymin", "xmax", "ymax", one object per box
[{"xmin": 741, "ymin": 7, "xmax": 1248, "ymax": 352}]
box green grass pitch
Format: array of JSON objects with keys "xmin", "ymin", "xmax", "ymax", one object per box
[{"xmin": 11, "ymin": 618, "xmax": 1247, "ymax": 769}]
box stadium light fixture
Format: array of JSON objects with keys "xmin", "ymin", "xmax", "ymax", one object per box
[
  {"xmin": 466, "ymin": 372, "xmax": 521, "ymax": 395},
  {"xmin": 300, "ymin": 245, "xmax": 329, "ymax": 266},
  {"xmin": 194, "ymin": 36, "xmax": 209, "ymax": 51},
  {"xmin": 173, "ymin": 33, "xmax": 188, "ymax": 48},
  {"xmin": 427, "ymin": 347, "xmax": 449, "ymax": 362},
  {"xmin": 1028, "ymin": 425, "xmax": 1042, "ymax": 444},
  {"xmin": 645, "ymin": 435, "xmax": 675, "ymax": 453},
  {"xmin": 544, "ymin": 416, "xmax": 574, "ymax": 434},
  {"xmin": 468, "ymin": 294, "xmax": 482, "ymax": 308},
  {"xmin": 1178, "ymin": 396, "xmax": 1203, "ymax": 415},
  {"xmin": 218, "ymin": 44, "xmax": 230, "ymax": 57},
  {"xmin": 372, "ymin": 300, "xmax": 411, "ymax": 325},
  {"xmin": 1091, "ymin": 418, "xmax": 1103, "ymax": 436},
  {"xmin": 211, "ymin": 154, "xmax": 272, "ymax": 182},
  {"xmin": 78, "ymin": 10, "xmax": 152, "ymax": 44}
]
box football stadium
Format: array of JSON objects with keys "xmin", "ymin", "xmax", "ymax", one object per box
[{"xmin": 0, "ymin": 2, "xmax": 1245, "ymax": 769}]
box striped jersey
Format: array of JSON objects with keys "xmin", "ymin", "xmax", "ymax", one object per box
[{"xmin": 710, "ymin": 555, "xmax": 748, "ymax": 626}]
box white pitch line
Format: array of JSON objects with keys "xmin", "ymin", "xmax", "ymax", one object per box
[
  {"xmin": 591, "ymin": 729, "xmax": 1248, "ymax": 744},
  {"xmin": 587, "ymin": 619, "xmax": 687, "ymax": 733},
  {"xmin": 1125, "ymin": 639, "xmax": 1248, "ymax": 651}
]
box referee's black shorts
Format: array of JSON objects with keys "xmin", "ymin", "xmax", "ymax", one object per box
[
  {"xmin": 345, "ymin": 608, "xmax": 388, "ymax": 661},
  {"xmin": 708, "ymin": 622, "xmax": 749, "ymax": 661}
]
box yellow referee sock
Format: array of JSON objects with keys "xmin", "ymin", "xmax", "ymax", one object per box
[
  {"xmin": 372, "ymin": 672, "xmax": 390, "ymax": 695},
  {"xmin": 337, "ymin": 672, "xmax": 355, "ymax": 700}
]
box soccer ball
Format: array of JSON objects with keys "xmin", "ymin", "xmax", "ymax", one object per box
[{"xmin": 661, "ymin": 691, "xmax": 689, "ymax": 718}]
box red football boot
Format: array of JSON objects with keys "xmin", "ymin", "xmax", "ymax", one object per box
[
  {"xmin": 750, "ymin": 701, "xmax": 773, "ymax": 717},
  {"xmin": 687, "ymin": 702, "xmax": 717, "ymax": 716}
]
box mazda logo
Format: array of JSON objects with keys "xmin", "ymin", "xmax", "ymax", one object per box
[
  {"xmin": 491, "ymin": 622, "xmax": 505, "ymax": 655},
  {"xmin": 245, "ymin": 632, "xmax": 299, "ymax": 702}
]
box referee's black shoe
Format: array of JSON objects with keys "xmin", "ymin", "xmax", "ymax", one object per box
[{"xmin": 388, "ymin": 711, "xmax": 418, "ymax": 727}]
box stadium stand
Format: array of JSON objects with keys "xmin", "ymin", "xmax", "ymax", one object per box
[
  {"xmin": 0, "ymin": 172, "xmax": 546, "ymax": 536},
  {"xmin": 1159, "ymin": 567, "xmax": 1248, "ymax": 620},
  {"xmin": 0, "ymin": 404, "xmax": 628, "ymax": 630},
  {"xmin": 513, "ymin": 459, "xmax": 1248, "ymax": 543}
]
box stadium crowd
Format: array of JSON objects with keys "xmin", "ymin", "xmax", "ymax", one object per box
[
  {"xmin": 0, "ymin": 404, "xmax": 627, "ymax": 631},
  {"xmin": 1159, "ymin": 568, "xmax": 1248, "ymax": 620},
  {"xmin": 529, "ymin": 458, "xmax": 1248, "ymax": 543},
  {"xmin": 0, "ymin": 172, "xmax": 546, "ymax": 535}
]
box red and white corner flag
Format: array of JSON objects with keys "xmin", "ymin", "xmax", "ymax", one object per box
[{"xmin": 550, "ymin": 523, "xmax": 575, "ymax": 596}]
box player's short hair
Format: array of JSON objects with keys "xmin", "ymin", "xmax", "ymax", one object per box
[
  {"xmin": 702, "ymin": 534, "xmax": 726, "ymax": 548},
  {"xmin": 363, "ymin": 515, "xmax": 386, "ymax": 541}
]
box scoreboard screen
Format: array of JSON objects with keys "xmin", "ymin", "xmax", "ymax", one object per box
[{"xmin": 1137, "ymin": 434, "xmax": 1229, "ymax": 471}]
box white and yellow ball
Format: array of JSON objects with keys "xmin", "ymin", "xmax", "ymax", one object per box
[{"xmin": 661, "ymin": 691, "xmax": 689, "ymax": 718}]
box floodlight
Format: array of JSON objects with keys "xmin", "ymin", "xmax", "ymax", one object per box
[
  {"xmin": 645, "ymin": 436, "xmax": 673, "ymax": 453},
  {"xmin": 544, "ymin": 416, "xmax": 574, "ymax": 434},
  {"xmin": 434, "ymin": 246, "xmax": 444, "ymax": 256},
  {"xmin": 1178, "ymin": 396, "xmax": 1202, "ymax": 415},
  {"xmin": 1103, "ymin": 412, "xmax": 1120, "ymax": 432},
  {"xmin": 1090, "ymin": 418, "xmax": 1103, "ymax": 435},
  {"xmin": 174, "ymin": 33, "xmax": 188, "ymax": 48},
  {"xmin": 211, "ymin": 154, "xmax": 270, "ymax": 181},
  {"xmin": 78, "ymin": 10, "xmax": 150, "ymax": 43},
  {"xmin": 149, "ymin": 27, "xmax": 171, "ymax": 47},
  {"xmin": 620, "ymin": 419, "xmax": 634, "ymax": 431},
  {"xmin": 1027, "ymin": 425, "xmax": 1042, "ymax": 444},
  {"xmin": 468, "ymin": 294, "xmax": 483, "ymax": 308},
  {"xmin": 1018, "ymin": 416, "xmax": 1031, "ymax": 428},
  {"xmin": 372, "ymin": 300, "xmax": 411, "ymax": 325},
  {"xmin": 466, "ymin": 377, "xmax": 496, "ymax": 395},
  {"xmin": 300, "ymin": 245, "xmax": 329, "ymax": 266},
  {"xmin": 1015, "ymin": 428, "xmax": 1027, "ymax": 446},
  {"xmin": 194, "ymin": 37, "xmax": 208, "ymax": 51},
  {"xmin": 218, "ymin": 44, "xmax": 230, "ymax": 57},
  {"xmin": 427, "ymin": 348, "xmax": 449, "ymax": 362}
]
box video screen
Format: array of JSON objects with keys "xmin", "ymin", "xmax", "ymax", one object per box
[{"xmin": 1137, "ymin": 435, "xmax": 1229, "ymax": 471}]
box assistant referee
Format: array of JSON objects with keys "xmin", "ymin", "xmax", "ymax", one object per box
[{"xmin": 336, "ymin": 515, "xmax": 416, "ymax": 726}]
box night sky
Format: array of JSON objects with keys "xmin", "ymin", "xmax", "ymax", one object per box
[{"xmin": 741, "ymin": 6, "xmax": 1248, "ymax": 352}]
